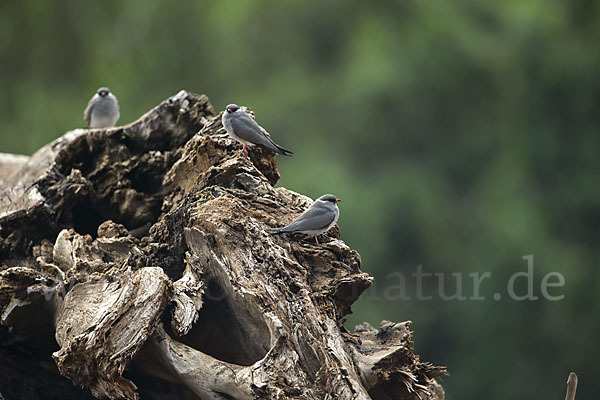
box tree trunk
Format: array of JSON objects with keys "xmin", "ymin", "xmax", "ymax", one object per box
[{"xmin": 0, "ymin": 91, "xmax": 446, "ymax": 400}]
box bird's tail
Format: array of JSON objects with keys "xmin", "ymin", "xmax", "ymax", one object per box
[
  {"xmin": 267, "ymin": 227, "xmax": 284, "ymax": 235},
  {"xmin": 274, "ymin": 144, "xmax": 294, "ymax": 157},
  {"xmin": 265, "ymin": 137, "xmax": 293, "ymax": 156}
]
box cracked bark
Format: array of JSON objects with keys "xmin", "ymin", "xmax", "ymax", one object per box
[{"xmin": 0, "ymin": 91, "xmax": 446, "ymax": 400}]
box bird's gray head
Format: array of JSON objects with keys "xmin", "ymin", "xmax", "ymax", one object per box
[
  {"xmin": 225, "ymin": 104, "xmax": 241, "ymax": 114},
  {"xmin": 317, "ymin": 194, "xmax": 341, "ymax": 204},
  {"xmin": 97, "ymin": 87, "xmax": 111, "ymax": 98}
]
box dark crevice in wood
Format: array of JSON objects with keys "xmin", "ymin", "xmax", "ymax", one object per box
[
  {"xmin": 173, "ymin": 269, "xmax": 271, "ymax": 366},
  {"xmin": 124, "ymin": 365, "xmax": 202, "ymax": 400}
]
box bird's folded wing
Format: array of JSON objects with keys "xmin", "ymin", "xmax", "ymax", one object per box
[
  {"xmin": 84, "ymin": 101, "xmax": 94, "ymax": 126},
  {"xmin": 284, "ymin": 205, "xmax": 335, "ymax": 232},
  {"xmin": 230, "ymin": 114, "xmax": 270, "ymax": 145}
]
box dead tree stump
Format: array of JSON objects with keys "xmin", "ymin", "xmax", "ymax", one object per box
[{"xmin": 0, "ymin": 91, "xmax": 446, "ymax": 400}]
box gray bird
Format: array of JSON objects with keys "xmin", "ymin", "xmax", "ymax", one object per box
[
  {"xmin": 84, "ymin": 87, "xmax": 120, "ymax": 128},
  {"xmin": 221, "ymin": 104, "xmax": 293, "ymax": 156},
  {"xmin": 268, "ymin": 194, "xmax": 341, "ymax": 245}
]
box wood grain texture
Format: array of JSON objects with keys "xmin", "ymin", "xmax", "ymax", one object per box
[{"xmin": 0, "ymin": 91, "xmax": 445, "ymax": 400}]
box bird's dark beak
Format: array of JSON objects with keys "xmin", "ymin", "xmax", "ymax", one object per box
[{"xmin": 336, "ymin": 199, "xmax": 341, "ymax": 203}]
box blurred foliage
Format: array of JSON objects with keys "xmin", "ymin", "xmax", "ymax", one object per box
[{"xmin": 1, "ymin": 0, "xmax": 599, "ymax": 398}]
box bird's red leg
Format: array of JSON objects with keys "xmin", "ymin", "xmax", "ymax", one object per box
[
  {"xmin": 315, "ymin": 236, "xmax": 319, "ymax": 246},
  {"xmin": 242, "ymin": 144, "xmax": 247, "ymax": 152}
]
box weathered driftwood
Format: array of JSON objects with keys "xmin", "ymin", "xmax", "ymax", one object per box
[{"xmin": 0, "ymin": 91, "xmax": 446, "ymax": 400}]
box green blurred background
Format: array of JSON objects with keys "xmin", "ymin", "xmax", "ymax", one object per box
[{"xmin": 1, "ymin": 0, "xmax": 598, "ymax": 398}]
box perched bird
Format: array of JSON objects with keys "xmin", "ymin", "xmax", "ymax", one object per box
[
  {"xmin": 221, "ymin": 104, "xmax": 293, "ymax": 156},
  {"xmin": 84, "ymin": 87, "xmax": 120, "ymax": 128},
  {"xmin": 268, "ymin": 194, "xmax": 341, "ymax": 245}
]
